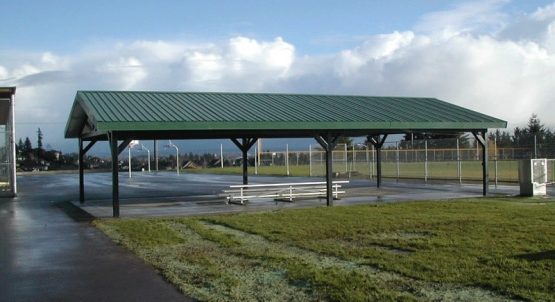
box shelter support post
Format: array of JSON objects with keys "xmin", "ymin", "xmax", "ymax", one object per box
[
  {"xmin": 78, "ymin": 138, "xmax": 97, "ymax": 203},
  {"xmin": 473, "ymin": 131, "xmax": 489, "ymax": 196},
  {"xmin": 315, "ymin": 133, "xmax": 339, "ymax": 206},
  {"xmin": 368, "ymin": 134, "xmax": 388, "ymax": 188},
  {"xmin": 108, "ymin": 133, "xmax": 132, "ymax": 218},
  {"xmin": 109, "ymin": 134, "xmax": 119, "ymax": 217},
  {"xmin": 78, "ymin": 138, "xmax": 84, "ymax": 203},
  {"xmin": 231, "ymin": 138, "xmax": 258, "ymax": 185}
]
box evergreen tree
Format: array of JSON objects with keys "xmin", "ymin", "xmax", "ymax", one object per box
[
  {"xmin": 400, "ymin": 132, "xmax": 468, "ymax": 148},
  {"xmin": 489, "ymin": 129, "xmax": 512, "ymax": 147},
  {"xmin": 23, "ymin": 137, "xmax": 32, "ymax": 159},
  {"xmin": 37, "ymin": 128, "xmax": 43, "ymax": 150},
  {"xmin": 512, "ymin": 114, "xmax": 547, "ymax": 146},
  {"xmin": 17, "ymin": 138, "xmax": 24, "ymax": 156},
  {"xmin": 527, "ymin": 114, "xmax": 545, "ymax": 135},
  {"xmin": 335, "ymin": 136, "xmax": 353, "ymax": 148}
]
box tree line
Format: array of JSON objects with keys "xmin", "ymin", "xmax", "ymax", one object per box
[
  {"xmin": 16, "ymin": 128, "xmax": 75, "ymax": 171},
  {"xmin": 488, "ymin": 114, "xmax": 555, "ymax": 148}
]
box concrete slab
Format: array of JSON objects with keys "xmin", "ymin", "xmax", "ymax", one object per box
[{"xmin": 69, "ymin": 171, "xmax": 550, "ymax": 218}]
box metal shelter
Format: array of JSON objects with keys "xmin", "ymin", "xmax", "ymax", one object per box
[
  {"xmin": 64, "ymin": 91, "xmax": 507, "ymax": 217},
  {"xmin": 0, "ymin": 87, "xmax": 16, "ymax": 197}
]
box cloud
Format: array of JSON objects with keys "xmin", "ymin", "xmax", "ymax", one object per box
[
  {"xmin": 415, "ymin": 0, "xmax": 509, "ymax": 37},
  {"xmin": 497, "ymin": 2, "xmax": 555, "ymax": 51},
  {"xmin": 3, "ymin": 1, "xmax": 555, "ymax": 152}
]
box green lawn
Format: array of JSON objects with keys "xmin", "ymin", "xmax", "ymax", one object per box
[
  {"xmin": 189, "ymin": 160, "xmax": 522, "ymax": 182},
  {"xmin": 95, "ymin": 198, "xmax": 555, "ymax": 301}
]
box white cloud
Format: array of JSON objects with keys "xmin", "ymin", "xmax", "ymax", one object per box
[
  {"xmin": 532, "ymin": 2, "xmax": 555, "ymax": 20},
  {"xmin": 3, "ymin": 1, "xmax": 555, "ymax": 152},
  {"xmin": 99, "ymin": 57, "xmax": 147, "ymax": 89},
  {"xmin": 415, "ymin": 0, "xmax": 509, "ymax": 37}
]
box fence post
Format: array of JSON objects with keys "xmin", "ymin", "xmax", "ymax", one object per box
[
  {"xmin": 475, "ymin": 139, "xmax": 478, "ymax": 160},
  {"xmin": 534, "ymin": 135, "xmax": 537, "ymax": 159},
  {"xmin": 254, "ymin": 147, "xmax": 258, "ymax": 175},
  {"xmin": 494, "ymin": 137, "xmax": 498, "ymax": 187},
  {"xmin": 371, "ymin": 144, "xmax": 375, "ymax": 179},
  {"xmin": 396, "ymin": 141, "xmax": 400, "ymax": 182},
  {"xmin": 366, "ymin": 144, "xmax": 371, "ymax": 179},
  {"xmin": 344, "ymin": 143, "xmax": 348, "ymax": 173},
  {"xmin": 424, "ymin": 140, "xmax": 428, "ymax": 182},
  {"xmin": 286, "ymin": 144, "xmax": 290, "ymax": 176},
  {"xmin": 309, "ymin": 144, "xmax": 312, "ymax": 177},
  {"xmin": 348, "ymin": 145, "xmax": 355, "ymax": 179},
  {"xmin": 220, "ymin": 143, "xmax": 224, "ymax": 168},
  {"xmin": 457, "ymin": 138, "xmax": 461, "ymax": 184}
]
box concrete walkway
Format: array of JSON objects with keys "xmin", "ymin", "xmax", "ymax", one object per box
[{"xmin": 0, "ymin": 173, "xmax": 191, "ymax": 302}]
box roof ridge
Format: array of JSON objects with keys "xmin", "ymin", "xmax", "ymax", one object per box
[{"xmin": 76, "ymin": 90, "xmax": 436, "ymax": 99}]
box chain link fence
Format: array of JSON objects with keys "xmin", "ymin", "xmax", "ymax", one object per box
[{"xmin": 232, "ymin": 137, "xmax": 555, "ymax": 184}]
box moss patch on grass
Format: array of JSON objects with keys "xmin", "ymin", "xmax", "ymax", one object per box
[{"xmin": 95, "ymin": 197, "xmax": 555, "ymax": 301}]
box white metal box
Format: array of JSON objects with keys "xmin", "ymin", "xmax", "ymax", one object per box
[{"xmin": 519, "ymin": 159, "xmax": 547, "ymax": 196}]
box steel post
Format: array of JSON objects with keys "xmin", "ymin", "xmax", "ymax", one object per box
[
  {"xmin": 254, "ymin": 147, "xmax": 258, "ymax": 175},
  {"xmin": 309, "ymin": 144, "xmax": 312, "ymax": 177},
  {"xmin": 154, "ymin": 139, "xmax": 158, "ymax": 171},
  {"xmin": 457, "ymin": 138, "xmax": 461, "ymax": 184},
  {"xmin": 286, "ymin": 144, "xmax": 290, "ymax": 176},
  {"xmin": 534, "ymin": 135, "xmax": 537, "ymax": 158},
  {"xmin": 396, "ymin": 142, "xmax": 400, "ymax": 182},
  {"xmin": 473, "ymin": 131, "xmax": 489, "ymax": 196},
  {"xmin": 325, "ymin": 136, "xmax": 333, "ymax": 206},
  {"xmin": 315, "ymin": 134, "xmax": 337, "ymax": 206},
  {"xmin": 231, "ymin": 138, "xmax": 257, "ymax": 185},
  {"xmin": 424, "ymin": 140, "xmax": 428, "ymax": 183},
  {"xmin": 78, "ymin": 138, "xmax": 84, "ymax": 203},
  {"xmin": 376, "ymin": 145, "xmax": 382, "ymax": 188},
  {"xmin": 494, "ymin": 137, "xmax": 498, "ymax": 187},
  {"xmin": 242, "ymin": 138, "xmax": 248, "ymax": 185},
  {"xmin": 220, "ymin": 144, "xmax": 224, "ymax": 168},
  {"xmin": 109, "ymin": 134, "xmax": 120, "ymax": 218}
]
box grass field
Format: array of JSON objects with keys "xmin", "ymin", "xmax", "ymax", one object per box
[
  {"xmin": 95, "ymin": 197, "xmax": 555, "ymax": 301},
  {"xmin": 188, "ymin": 160, "xmax": 527, "ymax": 182}
]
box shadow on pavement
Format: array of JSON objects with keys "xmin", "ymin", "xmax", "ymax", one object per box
[{"xmin": 54, "ymin": 200, "xmax": 95, "ymax": 222}]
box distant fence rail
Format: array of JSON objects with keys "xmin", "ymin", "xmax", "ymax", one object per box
[{"xmin": 238, "ymin": 138, "xmax": 555, "ymax": 184}]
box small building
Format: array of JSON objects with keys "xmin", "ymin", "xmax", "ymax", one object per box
[{"xmin": 0, "ymin": 87, "xmax": 16, "ymax": 197}]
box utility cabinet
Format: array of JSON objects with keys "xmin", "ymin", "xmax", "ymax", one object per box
[{"xmin": 519, "ymin": 159, "xmax": 547, "ymax": 196}]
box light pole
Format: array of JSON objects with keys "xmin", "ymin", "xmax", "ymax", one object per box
[
  {"xmin": 166, "ymin": 140, "xmax": 179, "ymax": 175},
  {"xmin": 128, "ymin": 140, "xmax": 140, "ymax": 178},
  {"xmin": 128, "ymin": 147, "xmax": 132, "ymax": 178},
  {"xmin": 140, "ymin": 144, "xmax": 151, "ymax": 172}
]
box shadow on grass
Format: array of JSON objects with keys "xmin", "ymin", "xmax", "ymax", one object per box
[
  {"xmin": 515, "ymin": 250, "xmax": 555, "ymax": 261},
  {"xmin": 54, "ymin": 201, "xmax": 95, "ymax": 222}
]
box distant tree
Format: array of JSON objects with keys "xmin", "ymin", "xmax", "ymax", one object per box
[
  {"xmin": 335, "ymin": 136, "xmax": 353, "ymax": 148},
  {"xmin": 37, "ymin": 128, "xmax": 43, "ymax": 150},
  {"xmin": 23, "ymin": 137, "xmax": 33, "ymax": 158},
  {"xmin": 17, "ymin": 138, "xmax": 24, "ymax": 156},
  {"xmin": 488, "ymin": 129, "xmax": 513, "ymax": 147},
  {"xmin": 527, "ymin": 114, "xmax": 545, "ymax": 135},
  {"xmin": 399, "ymin": 132, "xmax": 469, "ymax": 149},
  {"xmin": 512, "ymin": 114, "xmax": 547, "ymax": 147},
  {"xmin": 36, "ymin": 128, "xmax": 46, "ymax": 159}
]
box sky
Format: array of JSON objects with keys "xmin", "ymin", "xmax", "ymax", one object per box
[{"xmin": 1, "ymin": 0, "xmax": 555, "ymax": 154}]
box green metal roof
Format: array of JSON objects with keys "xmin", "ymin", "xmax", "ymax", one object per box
[{"xmin": 65, "ymin": 91, "xmax": 507, "ymax": 139}]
